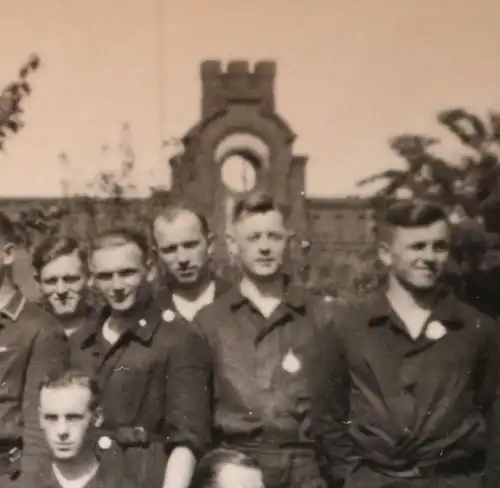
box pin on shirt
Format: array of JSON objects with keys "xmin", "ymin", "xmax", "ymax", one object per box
[
  {"xmin": 282, "ymin": 349, "xmax": 301, "ymax": 374},
  {"xmin": 97, "ymin": 436, "xmax": 112, "ymax": 450},
  {"xmin": 425, "ymin": 320, "xmax": 447, "ymax": 340},
  {"xmin": 162, "ymin": 309, "xmax": 176, "ymax": 322},
  {"xmin": 138, "ymin": 318, "xmax": 147, "ymax": 327}
]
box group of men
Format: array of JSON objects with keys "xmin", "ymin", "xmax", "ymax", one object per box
[{"xmin": 0, "ymin": 191, "xmax": 500, "ymax": 488}]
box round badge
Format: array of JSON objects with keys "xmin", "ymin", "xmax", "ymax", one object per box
[
  {"xmin": 425, "ymin": 321, "xmax": 447, "ymax": 341},
  {"xmin": 138, "ymin": 318, "xmax": 147, "ymax": 327},
  {"xmin": 97, "ymin": 436, "xmax": 112, "ymax": 450},
  {"xmin": 162, "ymin": 309, "xmax": 176, "ymax": 322}
]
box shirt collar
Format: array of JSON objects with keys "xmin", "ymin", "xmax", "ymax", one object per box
[
  {"xmin": 229, "ymin": 278, "xmax": 307, "ymax": 313},
  {"xmin": 367, "ymin": 290, "xmax": 464, "ymax": 329},
  {"xmin": 1, "ymin": 289, "xmax": 26, "ymax": 321},
  {"xmin": 79, "ymin": 293, "xmax": 163, "ymax": 348}
]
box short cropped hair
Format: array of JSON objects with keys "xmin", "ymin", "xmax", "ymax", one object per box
[
  {"xmin": 232, "ymin": 191, "xmax": 287, "ymax": 224},
  {"xmin": 0, "ymin": 212, "xmax": 18, "ymax": 244},
  {"xmin": 190, "ymin": 449, "xmax": 261, "ymax": 488},
  {"xmin": 375, "ymin": 199, "xmax": 449, "ymax": 241},
  {"xmin": 89, "ymin": 227, "xmax": 150, "ymax": 262},
  {"xmin": 39, "ymin": 369, "xmax": 100, "ymax": 412},
  {"xmin": 153, "ymin": 203, "xmax": 210, "ymax": 238},
  {"xmin": 32, "ymin": 236, "xmax": 86, "ymax": 277}
]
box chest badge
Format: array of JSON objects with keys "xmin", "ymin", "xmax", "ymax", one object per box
[
  {"xmin": 282, "ymin": 349, "xmax": 301, "ymax": 374},
  {"xmin": 97, "ymin": 436, "xmax": 112, "ymax": 450},
  {"xmin": 162, "ymin": 309, "xmax": 176, "ymax": 322},
  {"xmin": 425, "ymin": 320, "xmax": 447, "ymax": 341}
]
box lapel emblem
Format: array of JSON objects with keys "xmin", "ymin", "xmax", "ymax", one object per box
[
  {"xmin": 425, "ymin": 320, "xmax": 447, "ymax": 341},
  {"xmin": 162, "ymin": 309, "xmax": 176, "ymax": 322},
  {"xmin": 282, "ymin": 349, "xmax": 301, "ymax": 374},
  {"xmin": 138, "ymin": 318, "xmax": 147, "ymax": 328},
  {"xmin": 97, "ymin": 436, "xmax": 112, "ymax": 450}
]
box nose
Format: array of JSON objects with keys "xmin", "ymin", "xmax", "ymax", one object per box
[
  {"xmin": 111, "ymin": 274, "xmax": 125, "ymax": 291},
  {"xmin": 55, "ymin": 279, "xmax": 67, "ymax": 295},
  {"xmin": 257, "ymin": 237, "xmax": 272, "ymax": 255},
  {"xmin": 177, "ymin": 249, "xmax": 191, "ymax": 268},
  {"xmin": 56, "ymin": 419, "xmax": 69, "ymax": 439}
]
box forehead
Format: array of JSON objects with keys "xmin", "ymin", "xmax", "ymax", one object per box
[
  {"xmin": 390, "ymin": 220, "xmax": 450, "ymax": 245},
  {"xmin": 154, "ymin": 212, "xmax": 204, "ymax": 243},
  {"xmin": 40, "ymin": 384, "xmax": 91, "ymax": 412},
  {"xmin": 235, "ymin": 210, "xmax": 285, "ymax": 233},
  {"xmin": 40, "ymin": 251, "xmax": 83, "ymax": 277},
  {"xmin": 90, "ymin": 242, "xmax": 144, "ymax": 270}
]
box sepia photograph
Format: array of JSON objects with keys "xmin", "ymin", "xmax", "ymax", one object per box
[{"xmin": 1, "ymin": 1, "xmax": 500, "ymax": 487}]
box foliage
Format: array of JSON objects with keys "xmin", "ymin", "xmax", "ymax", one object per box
[{"xmin": 0, "ymin": 54, "xmax": 40, "ymax": 151}]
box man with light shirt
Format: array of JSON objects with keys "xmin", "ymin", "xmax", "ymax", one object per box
[
  {"xmin": 152, "ymin": 204, "xmax": 231, "ymax": 323},
  {"xmin": 19, "ymin": 369, "xmax": 137, "ymax": 488}
]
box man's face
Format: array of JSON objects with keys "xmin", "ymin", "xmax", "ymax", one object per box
[
  {"xmin": 217, "ymin": 464, "xmax": 264, "ymax": 488},
  {"xmin": 232, "ymin": 210, "xmax": 288, "ymax": 279},
  {"xmin": 90, "ymin": 242, "xmax": 147, "ymax": 312},
  {"xmin": 39, "ymin": 385, "xmax": 97, "ymax": 461},
  {"xmin": 380, "ymin": 220, "xmax": 451, "ymax": 291},
  {"xmin": 153, "ymin": 211, "xmax": 212, "ymax": 288},
  {"xmin": 39, "ymin": 251, "xmax": 86, "ymax": 317}
]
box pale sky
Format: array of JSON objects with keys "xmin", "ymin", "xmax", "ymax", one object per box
[{"xmin": 1, "ymin": 0, "xmax": 500, "ymax": 198}]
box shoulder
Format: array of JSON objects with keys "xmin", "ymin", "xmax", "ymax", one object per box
[
  {"xmin": 451, "ymin": 297, "xmax": 499, "ymax": 337},
  {"xmin": 18, "ymin": 300, "xmax": 65, "ymax": 339},
  {"xmin": 195, "ymin": 288, "xmax": 235, "ymax": 325}
]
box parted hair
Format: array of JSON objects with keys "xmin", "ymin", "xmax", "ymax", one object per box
[
  {"xmin": 376, "ymin": 199, "xmax": 449, "ymax": 240},
  {"xmin": 190, "ymin": 448, "xmax": 261, "ymax": 488},
  {"xmin": 89, "ymin": 227, "xmax": 150, "ymax": 261},
  {"xmin": 232, "ymin": 190, "xmax": 287, "ymax": 224},
  {"xmin": 32, "ymin": 235, "xmax": 86, "ymax": 276},
  {"xmin": 39, "ymin": 369, "xmax": 100, "ymax": 411},
  {"xmin": 153, "ymin": 202, "xmax": 210, "ymax": 238}
]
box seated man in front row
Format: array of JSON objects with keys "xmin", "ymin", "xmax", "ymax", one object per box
[{"xmin": 19, "ymin": 369, "xmax": 138, "ymax": 488}]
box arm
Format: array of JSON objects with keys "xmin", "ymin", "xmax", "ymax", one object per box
[
  {"xmin": 477, "ymin": 320, "xmax": 500, "ymax": 488},
  {"xmin": 162, "ymin": 329, "xmax": 213, "ymax": 488},
  {"xmin": 309, "ymin": 320, "xmax": 352, "ymax": 488},
  {"xmin": 22, "ymin": 322, "xmax": 70, "ymax": 476}
]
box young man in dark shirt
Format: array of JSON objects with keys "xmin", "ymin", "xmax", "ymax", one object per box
[
  {"xmin": 195, "ymin": 192, "xmax": 328, "ymax": 488},
  {"xmin": 0, "ymin": 213, "xmax": 69, "ymax": 485},
  {"xmin": 152, "ymin": 204, "xmax": 231, "ymax": 323},
  {"xmin": 70, "ymin": 227, "xmax": 212, "ymax": 488},
  {"xmin": 32, "ymin": 236, "xmax": 96, "ymax": 340},
  {"xmin": 311, "ymin": 200, "xmax": 500, "ymax": 488},
  {"xmin": 20, "ymin": 369, "xmax": 138, "ymax": 488}
]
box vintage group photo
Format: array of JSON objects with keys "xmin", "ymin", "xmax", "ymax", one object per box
[{"xmin": 2, "ymin": 1, "xmax": 500, "ymax": 488}]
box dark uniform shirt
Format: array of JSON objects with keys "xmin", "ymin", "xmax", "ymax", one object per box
[
  {"xmin": 0, "ymin": 289, "xmax": 69, "ymax": 478},
  {"xmin": 17, "ymin": 443, "xmax": 139, "ymax": 488},
  {"xmin": 70, "ymin": 293, "xmax": 212, "ymax": 458},
  {"xmin": 310, "ymin": 292, "xmax": 500, "ymax": 483},
  {"xmin": 194, "ymin": 286, "xmax": 329, "ymax": 448}
]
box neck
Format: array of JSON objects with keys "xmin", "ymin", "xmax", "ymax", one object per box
[
  {"xmin": 171, "ymin": 273, "xmax": 212, "ymax": 302},
  {"xmin": 53, "ymin": 449, "xmax": 98, "ymax": 481},
  {"xmin": 240, "ymin": 274, "xmax": 285, "ymax": 301},
  {"xmin": 0, "ymin": 275, "xmax": 16, "ymax": 310},
  {"xmin": 386, "ymin": 274, "xmax": 437, "ymax": 310}
]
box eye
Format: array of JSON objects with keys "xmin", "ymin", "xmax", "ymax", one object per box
[
  {"xmin": 63, "ymin": 275, "xmax": 81, "ymax": 284},
  {"xmin": 42, "ymin": 277, "xmax": 58, "ymax": 286}
]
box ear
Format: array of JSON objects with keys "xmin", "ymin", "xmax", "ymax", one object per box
[
  {"xmin": 145, "ymin": 258, "xmax": 157, "ymax": 283},
  {"xmin": 226, "ymin": 230, "xmax": 238, "ymax": 259},
  {"xmin": 3, "ymin": 243, "xmax": 16, "ymax": 266},
  {"xmin": 378, "ymin": 240, "xmax": 392, "ymax": 267},
  {"xmin": 206, "ymin": 233, "xmax": 214, "ymax": 256},
  {"xmin": 93, "ymin": 406, "xmax": 104, "ymax": 429}
]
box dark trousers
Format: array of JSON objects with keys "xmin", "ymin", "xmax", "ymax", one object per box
[
  {"xmin": 230, "ymin": 445, "xmax": 326, "ymax": 488},
  {"xmin": 344, "ymin": 465, "xmax": 482, "ymax": 488},
  {"xmin": 120, "ymin": 443, "xmax": 167, "ymax": 488}
]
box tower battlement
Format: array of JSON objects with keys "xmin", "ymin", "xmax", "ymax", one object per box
[{"xmin": 200, "ymin": 59, "xmax": 276, "ymax": 116}]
